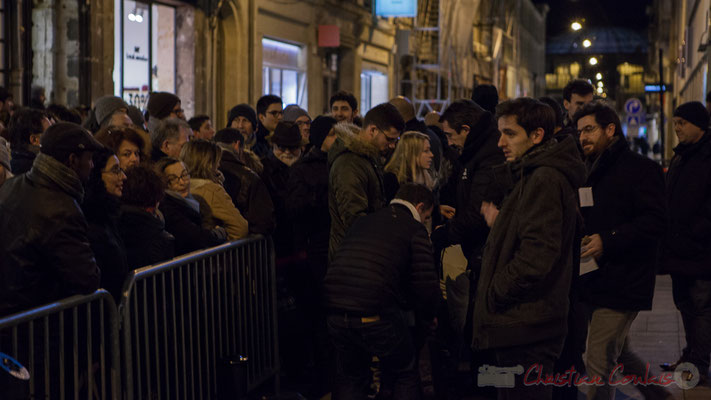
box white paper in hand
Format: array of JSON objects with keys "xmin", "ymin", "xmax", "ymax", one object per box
[
  {"xmin": 579, "ymin": 187, "xmax": 594, "ymax": 208},
  {"xmin": 580, "ymin": 256, "xmax": 599, "ymax": 276}
]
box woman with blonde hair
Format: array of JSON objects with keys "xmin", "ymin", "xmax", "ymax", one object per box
[
  {"xmin": 384, "ymin": 131, "xmax": 435, "ymax": 200},
  {"xmin": 179, "ymin": 139, "xmax": 248, "ymax": 240}
]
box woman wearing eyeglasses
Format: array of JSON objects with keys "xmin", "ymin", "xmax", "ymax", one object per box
[
  {"xmin": 180, "ymin": 140, "xmax": 249, "ymax": 240},
  {"xmin": 154, "ymin": 157, "xmax": 228, "ymax": 256},
  {"xmin": 82, "ymin": 148, "xmax": 128, "ymax": 300}
]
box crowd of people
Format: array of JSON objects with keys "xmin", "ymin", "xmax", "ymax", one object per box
[{"xmin": 0, "ymin": 78, "xmax": 709, "ymax": 400}]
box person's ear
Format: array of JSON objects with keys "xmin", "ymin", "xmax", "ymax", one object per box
[
  {"xmin": 67, "ymin": 152, "xmax": 79, "ymax": 171},
  {"xmin": 258, "ymin": 113, "xmax": 266, "ymax": 124},
  {"xmin": 29, "ymin": 134, "xmax": 41, "ymax": 146},
  {"xmin": 563, "ymin": 99, "xmax": 571, "ymax": 112},
  {"xmin": 604, "ymin": 123, "xmax": 616, "ymax": 139},
  {"xmin": 366, "ymin": 125, "xmax": 379, "ymax": 140},
  {"xmin": 233, "ymin": 141, "xmax": 241, "ymax": 153},
  {"xmin": 530, "ymin": 127, "xmax": 545, "ymax": 145},
  {"xmin": 415, "ymin": 202, "xmax": 425, "ymax": 214},
  {"xmin": 161, "ymin": 140, "xmax": 171, "ymax": 153}
]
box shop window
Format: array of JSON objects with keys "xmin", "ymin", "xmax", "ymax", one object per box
[
  {"xmin": 114, "ymin": 0, "xmax": 175, "ymax": 110},
  {"xmin": 360, "ymin": 70, "xmax": 388, "ymax": 113},
  {"xmin": 262, "ymin": 38, "xmax": 307, "ymax": 109}
]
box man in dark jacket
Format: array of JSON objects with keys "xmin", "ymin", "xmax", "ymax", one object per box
[
  {"xmin": 254, "ymin": 95, "xmax": 283, "ymax": 159},
  {"xmin": 328, "ymin": 103, "xmax": 405, "ymax": 259},
  {"xmin": 574, "ymin": 102, "xmax": 670, "ymax": 400},
  {"xmin": 562, "ymin": 79, "xmax": 594, "ymax": 129},
  {"xmin": 431, "ymin": 99, "xmax": 505, "ymax": 271},
  {"xmin": 0, "ymin": 122, "xmax": 102, "ymax": 316},
  {"xmin": 227, "ymin": 103, "xmax": 270, "ymax": 158},
  {"xmin": 659, "ymin": 101, "xmax": 711, "ymax": 383},
  {"xmin": 472, "ymin": 98, "xmax": 585, "ymax": 399},
  {"xmin": 324, "ymin": 183, "xmax": 440, "ymax": 399},
  {"xmin": 214, "ymin": 128, "xmax": 275, "ymax": 235},
  {"xmin": 8, "ymin": 108, "xmax": 52, "ymax": 174}
]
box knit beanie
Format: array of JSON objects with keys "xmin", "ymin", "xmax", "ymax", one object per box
[
  {"xmin": 226, "ymin": 104, "xmax": 257, "ymax": 130},
  {"xmin": 283, "ymin": 104, "xmax": 309, "ymax": 123},
  {"xmin": 0, "ymin": 137, "xmax": 10, "ymax": 171},
  {"xmin": 673, "ymin": 101, "xmax": 709, "ymax": 130},
  {"xmin": 309, "ymin": 116, "xmax": 337, "ymax": 149},
  {"xmin": 94, "ymin": 96, "xmax": 129, "ymax": 127},
  {"xmin": 146, "ymin": 92, "xmax": 180, "ymax": 121}
]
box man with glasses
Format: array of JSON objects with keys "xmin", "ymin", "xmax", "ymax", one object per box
[
  {"xmin": 328, "ymin": 102, "xmax": 405, "ymax": 260},
  {"xmin": 283, "ymin": 105, "xmax": 311, "ymax": 144},
  {"xmin": 255, "ymin": 95, "xmax": 284, "ymax": 159},
  {"xmin": 573, "ymin": 102, "xmax": 670, "ymax": 400}
]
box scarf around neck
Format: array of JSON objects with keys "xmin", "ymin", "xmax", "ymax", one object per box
[{"xmin": 30, "ymin": 152, "xmax": 85, "ymax": 202}]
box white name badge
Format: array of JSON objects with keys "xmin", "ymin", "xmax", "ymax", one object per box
[
  {"xmin": 579, "ymin": 187, "xmax": 594, "ymax": 207},
  {"xmin": 580, "ymin": 256, "xmax": 599, "ymax": 276}
]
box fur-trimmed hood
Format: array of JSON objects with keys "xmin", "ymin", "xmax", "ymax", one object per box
[{"xmin": 327, "ymin": 122, "xmax": 380, "ymax": 167}]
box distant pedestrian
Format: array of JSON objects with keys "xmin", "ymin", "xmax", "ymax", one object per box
[{"xmin": 471, "ymin": 84, "xmax": 499, "ymax": 115}]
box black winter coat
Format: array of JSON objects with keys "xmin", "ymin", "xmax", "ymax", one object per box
[
  {"xmin": 159, "ymin": 193, "xmax": 226, "ymax": 256},
  {"xmin": 10, "ymin": 149, "xmax": 36, "ymax": 175},
  {"xmin": 286, "ymin": 147, "xmax": 330, "ymax": 275},
  {"xmin": 324, "ymin": 204, "xmax": 441, "ymax": 319},
  {"xmin": 252, "ymin": 124, "xmax": 272, "ymax": 160},
  {"xmin": 431, "ymin": 112, "xmax": 506, "ymax": 267},
  {"xmin": 119, "ymin": 205, "xmax": 175, "ymax": 270},
  {"xmin": 579, "ymin": 138, "xmax": 666, "ymax": 311},
  {"xmin": 661, "ymin": 132, "xmax": 711, "ymax": 277},
  {"xmin": 328, "ymin": 134, "xmax": 386, "ymax": 259},
  {"xmin": 261, "ymin": 154, "xmax": 295, "ymax": 258},
  {"xmin": 472, "ymin": 136, "xmax": 586, "ymax": 350},
  {"xmin": 219, "ymin": 149, "xmax": 275, "ymax": 235},
  {"xmin": 82, "ymin": 192, "xmax": 128, "ymax": 301},
  {"xmin": 0, "ymin": 171, "xmax": 101, "ymax": 316}
]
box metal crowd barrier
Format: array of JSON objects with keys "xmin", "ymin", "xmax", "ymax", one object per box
[
  {"xmin": 0, "ymin": 290, "xmax": 121, "ymax": 400},
  {"xmin": 118, "ymin": 235, "xmax": 279, "ymax": 400}
]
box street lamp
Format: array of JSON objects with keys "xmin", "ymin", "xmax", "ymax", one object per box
[
  {"xmin": 582, "ymin": 39, "xmax": 592, "ymax": 48},
  {"xmin": 597, "ymin": 87, "xmax": 604, "ymax": 94},
  {"xmin": 596, "ymin": 72, "xmax": 603, "ymax": 80},
  {"xmin": 589, "ymin": 57, "xmax": 598, "ymax": 65},
  {"xmin": 597, "ymin": 81, "xmax": 604, "ymax": 87},
  {"xmin": 572, "ymin": 21, "xmax": 582, "ymax": 31}
]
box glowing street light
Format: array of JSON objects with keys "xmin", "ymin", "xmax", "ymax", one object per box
[
  {"xmin": 597, "ymin": 87, "xmax": 604, "ymax": 94},
  {"xmin": 582, "ymin": 39, "xmax": 592, "ymax": 48},
  {"xmin": 589, "ymin": 57, "xmax": 598, "ymax": 65},
  {"xmin": 572, "ymin": 21, "xmax": 582, "ymax": 31},
  {"xmin": 596, "ymin": 73, "xmax": 603, "ymax": 80},
  {"xmin": 597, "ymin": 81, "xmax": 604, "ymax": 87}
]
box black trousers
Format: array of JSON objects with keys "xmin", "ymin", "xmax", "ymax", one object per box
[
  {"xmin": 327, "ymin": 310, "xmax": 420, "ymax": 400},
  {"xmin": 672, "ymin": 274, "xmax": 711, "ymax": 375}
]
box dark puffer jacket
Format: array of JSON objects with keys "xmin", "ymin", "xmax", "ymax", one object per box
[
  {"xmin": 431, "ymin": 112, "xmax": 505, "ymax": 268},
  {"xmin": 261, "ymin": 153, "xmax": 294, "ymax": 258},
  {"xmin": 219, "ymin": 149, "xmax": 275, "ymax": 235},
  {"xmin": 324, "ymin": 203, "xmax": 441, "ymax": 319},
  {"xmin": 328, "ymin": 125, "xmax": 385, "ymax": 259},
  {"xmin": 662, "ymin": 132, "xmax": 711, "ymax": 277},
  {"xmin": 472, "ymin": 136, "xmax": 586, "ymax": 350},
  {"xmin": 0, "ymin": 168, "xmax": 101, "ymax": 316},
  {"xmin": 579, "ymin": 137, "xmax": 666, "ymax": 311}
]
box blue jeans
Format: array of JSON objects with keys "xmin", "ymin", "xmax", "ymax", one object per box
[{"xmin": 327, "ymin": 311, "xmax": 420, "ymax": 400}]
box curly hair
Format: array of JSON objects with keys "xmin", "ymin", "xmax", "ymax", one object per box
[{"xmin": 122, "ymin": 166, "xmax": 165, "ymax": 208}]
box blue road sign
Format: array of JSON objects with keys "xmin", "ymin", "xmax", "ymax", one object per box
[
  {"xmin": 626, "ymin": 115, "xmax": 641, "ymax": 126},
  {"xmin": 625, "ymin": 98, "xmax": 643, "ymax": 115}
]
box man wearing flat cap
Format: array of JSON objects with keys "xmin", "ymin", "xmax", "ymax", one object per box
[
  {"xmin": 0, "ymin": 122, "xmax": 103, "ymax": 316},
  {"xmin": 659, "ymin": 101, "xmax": 711, "ymax": 385}
]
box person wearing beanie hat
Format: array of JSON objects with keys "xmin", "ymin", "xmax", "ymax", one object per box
[
  {"xmin": 94, "ymin": 95, "xmax": 131, "ymax": 129},
  {"xmin": 226, "ymin": 103, "xmax": 270, "ymax": 158},
  {"xmin": 283, "ymin": 104, "xmax": 311, "ymax": 143},
  {"xmin": 146, "ymin": 92, "xmax": 183, "ymax": 121},
  {"xmin": 0, "ymin": 121, "xmax": 101, "ymax": 317},
  {"xmin": 286, "ymin": 115, "xmax": 337, "ymax": 302},
  {"xmin": 673, "ymin": 101, "xmax": 710, "ymax": 139},
  {"xmin": 659, "ymin": 101, "xmax": 711, "ymax": 380}
]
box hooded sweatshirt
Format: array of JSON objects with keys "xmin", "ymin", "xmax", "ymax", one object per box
[{"xmin": 472, "ymin": 135, "xmax": 586, "ymax": 350}]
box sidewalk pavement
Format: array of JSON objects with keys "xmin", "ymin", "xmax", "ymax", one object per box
[{"xmin": 615, "ymin": 274, "xmax": 711, "ymax": 400}]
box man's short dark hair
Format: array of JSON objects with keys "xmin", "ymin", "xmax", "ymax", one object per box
[
  {"xmin": 563, "ymin": 79, "xmax": 594, "ymax": 102},
  {"xmin": 8, "ymin": 107, "xmax": 47, "ymax": 149},
  {"xmin": 329, "ymin": 91, "xmax": 358, "ymax": 111},
  {"xmin": 439, "ymin": 99, "xmax": 487, "ymax": 133},
  {"xmin": 572, "ymin": 101, "xmax": 624, "ymax": 138},
  {"xmin": 362, "ymin": 103, "xmax": 405, "ymax": 133},
  {"xmin": 187, "ymin": 115, "xmax": 210, "ymax": 132},
  {"xmin": 214, "ymin": 128, "xmax": 244, "ymax": 145},
  {"xmin": 472, "ymin": 84, "xmax": 499, "ymax": 114},
  {"xmin": 256, "ymin": 95, "xmax": 282, "ymax": 116},
  {"xmin": 495, "ymin": 97, "xmax": 556, "ymax": 141},
  {"xmin": 538, "ymin": 96, "xmax": 564, "ymax": 128},
  {"xmin": 122, "ymin": 165, "xmax": 165, "ymax": 208},
  {"xmin": 395, "ymin": 183, "xmax": 434, "ymax": 211}
]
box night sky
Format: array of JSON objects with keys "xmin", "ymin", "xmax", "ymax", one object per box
[{"xmin": 533, "ymin": 0, "xmax": 653, "ymax": 37}]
